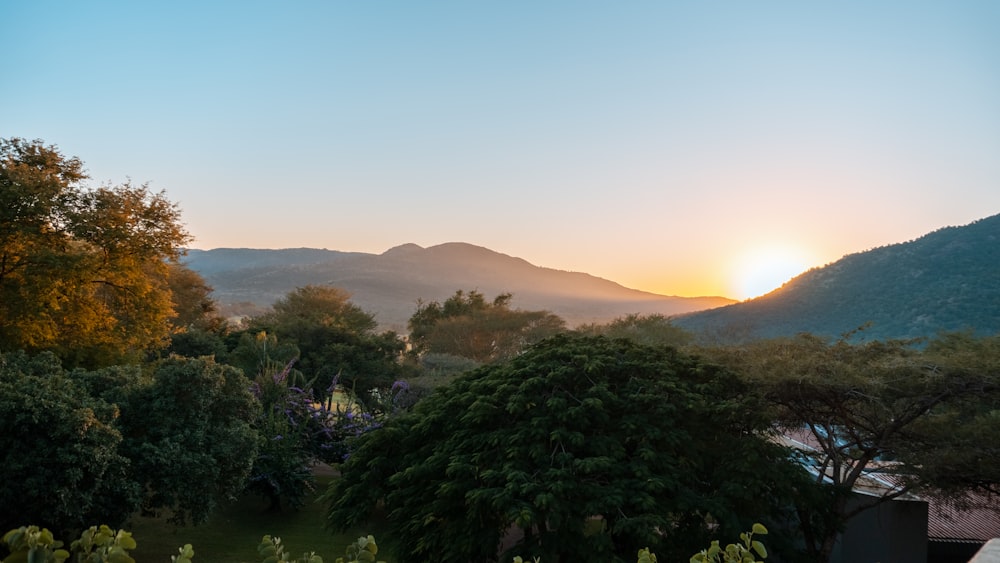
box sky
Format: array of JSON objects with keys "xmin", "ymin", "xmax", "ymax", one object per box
[{"xmin": 4, "ymin": 2, "xmax": 999, "ymax": 300}]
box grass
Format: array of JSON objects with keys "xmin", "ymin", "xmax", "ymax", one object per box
[{"xmin": 125, "ymin": 474, "xmax": 377, "ymax": 563}]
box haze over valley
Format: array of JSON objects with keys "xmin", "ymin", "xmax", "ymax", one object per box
[{"xmin": 187, "ymin": 212, "xmax": 1000, "ymax": 341}]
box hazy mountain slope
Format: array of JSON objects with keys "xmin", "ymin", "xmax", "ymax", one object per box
[
  {"xmin": 674, "ymin": 214, "xmax": 1000, "ymax": 342},
  {"xmin": 185, "ymin": 242, "xmax": 733, "ymax": 331}
]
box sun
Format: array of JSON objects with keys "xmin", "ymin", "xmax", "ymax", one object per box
[{"xmin": 731, "ymin": 244, "xmax": 814, "ymax": 300}]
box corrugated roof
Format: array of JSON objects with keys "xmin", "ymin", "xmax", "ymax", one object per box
[{"xmin": 927, "ymin": 494, "xmax": 1000, "ymax": 543}]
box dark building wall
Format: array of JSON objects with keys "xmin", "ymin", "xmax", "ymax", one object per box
[
  {"xmin": 832, "ymin": 496, "xmax": 929, "ymax": 563},
  {"xmin": 928, "ymin": 540, "xmax": 983, "ymax": 563}
]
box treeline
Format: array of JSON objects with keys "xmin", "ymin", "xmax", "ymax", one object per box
[{"xmin": 4, "ymin": 139, "xmax": 1000, "ymax": 563}]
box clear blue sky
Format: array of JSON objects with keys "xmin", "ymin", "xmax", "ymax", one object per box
[{"xmin": 4, "ymin": 1, "xmax": 999, "ymax": 299}]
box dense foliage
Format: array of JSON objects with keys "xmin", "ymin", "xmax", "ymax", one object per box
[
  {"xmin": 0, "ymin": 352, "xmax": 259, "ymax": 535},
  {"xmin": 576, "ymin": 313, "xmax": 693, "ymax": 348},
  {"xmin": 248, "ymin": 285, "xmax": 408, "ymax": 407},
  {"xmin": 0, "ymin": 352, "xmax": 138, "ymax": 535},
  {"xmin": 0, "ymin": 138, "xmax": 192, "ymax": 367},
  {"xmin": 2, "ymin": 525, "xmax": 773, "ymax": 563},
  {"xmin": 325, "ymin": 335, "xmax": 811, "ymax": 562}
]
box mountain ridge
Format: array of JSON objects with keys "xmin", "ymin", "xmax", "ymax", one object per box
[
  {"xmin": 674, "ymin": 213, "xmax": 1000, "ymax": 342},
  {"xmin": 184, "ymin": 242, "xmax": 734, "ymax": 331}
]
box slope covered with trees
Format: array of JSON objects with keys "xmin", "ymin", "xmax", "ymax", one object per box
[{"xmin": 676, "ymin": 213, "xmax": 1000, "ymax": 343}]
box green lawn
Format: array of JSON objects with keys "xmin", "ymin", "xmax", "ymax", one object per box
[{"xmin": 126, "ymin": 475, "xmax": 377, "ymax": 563}]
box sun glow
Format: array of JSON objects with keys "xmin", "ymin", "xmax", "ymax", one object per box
[{"xmin": 731, "ymin": 244, "xmax": 815, "ymax": 300}]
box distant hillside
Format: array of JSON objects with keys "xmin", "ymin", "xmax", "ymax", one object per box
[
  {"xmin": 184, "ymin": 243, "xmax": 733, "ymax": 331},
  {"xmin": 674, "ymin": 213, "xmax": 1000, "ymax": 343}
]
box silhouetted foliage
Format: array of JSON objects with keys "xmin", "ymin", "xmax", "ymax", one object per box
[
  {"xmin": 576, "ymin": 313, "xmax": 693, "ymax": 348},
  {"xmin": 408, "ymin": 289, "xmax": 566, "ymax": 362}
]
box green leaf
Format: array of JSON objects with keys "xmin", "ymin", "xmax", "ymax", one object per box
[
  {"xmin": 751, "ymin": 540, "xmax": 767, "ymax": 558},
  {"xmin": 751, "ymin": 523, "xmax": 768, "ymax": 535},
  {"xmin": 118, "ymin": 533, "xmax": 137, "ymax": 550}
]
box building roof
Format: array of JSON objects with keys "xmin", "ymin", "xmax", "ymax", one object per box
[{"xmin": 927, "ymin": 494, "xmax": 1000, "ymax": 544}]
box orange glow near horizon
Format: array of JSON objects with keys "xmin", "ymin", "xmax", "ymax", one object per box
[{"xmin": 626, "ymin": 243, "xmax": 823, "ymax": 301}]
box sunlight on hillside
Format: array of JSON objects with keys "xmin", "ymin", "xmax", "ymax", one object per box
[{"xmin": 731, "ymin": 244, "xmax": 814, "ymax": 300}]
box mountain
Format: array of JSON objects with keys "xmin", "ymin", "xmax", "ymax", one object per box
[
  {"xmin": 183, "ymin": 243, "xmax": 734, "ymax": 331},
  {"xmin": 674, "ymin": 213, "xmax": 1000, "ymax": 342}
]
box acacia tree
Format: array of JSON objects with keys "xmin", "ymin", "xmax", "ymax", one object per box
[
  {"xmin": 325, "ymin": 335, "xmax": 815, "ymax": 563},
  {"xmin": 408, "ymin": 289, "xmax": 566, "ymax": 362},
  {"xmin": 0, "ymin": 138, "xmax": 190, "ymax": 367},
  {"xmin": 707, "ymin": 332, "xmax": 1000, "ymax": 562}
]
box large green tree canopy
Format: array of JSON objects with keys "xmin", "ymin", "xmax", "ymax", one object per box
[
  {"xmin": 0, "ymin": 138, "xmax": 191, "ymax": 366},
  {"xmin": 0, "ymin": 352, "xmax": 259, "ymax": 535},
  {"xmin": 325, "ymin": 335, "xmax": 813, "ymax": 563},
  {"xmin": 0, "ymin": 352, "xmax": 139, "ymax": 536}
]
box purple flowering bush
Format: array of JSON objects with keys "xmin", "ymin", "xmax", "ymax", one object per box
[
  {"xmin": 247, "ymin": 360, "xmax": 335, "ymax": 511},
  {"xmin": 247, "ymin": 360, "xmax": 413, "ymax": 510}
]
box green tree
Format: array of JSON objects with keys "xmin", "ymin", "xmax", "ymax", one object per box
[
  {"xmin": 896, "ymin": 332, "xmax": 1000, "ymax": 495},
  {"xmin": 0, "ymin": 352, "xmax": 140, "ymax": 537},
  {"xmin": 117, "ymin": 357, "xmax": 259, "ymax": 525},
  {"xmin": 707, "ymin": 332, "xmax": 1000, "ymax": 562},
  {"xmin": 162, "ymin": 262, "xmax": 230, "ymax": 359},
  {"xmin": 325, "ymin": 335, "xmax": 811, "ymax": 563},
  {"xmin": 249, "ymin": 286, "xmax": 406, "ymax": 406},
  {"xmin": 0, "ymin": 352, "xmax": 262, "ymax": 534},
  {"xmin": 0, "ymin": 138, "xmax": 190, "ymax": 367},
  {"xmin": 576, "ymin": 313, "xmax": 693, "ymax": 348},
  {"xmin": 408, "ymin": 290, "xmax": 566, "ymax": 362}
]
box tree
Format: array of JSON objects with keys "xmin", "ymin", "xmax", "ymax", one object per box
[
  {"xmin": 0, "ymin": 352, "xmax": 140, "ymax": 537},
  {"xmin": 165, "ymin": 262, "xmax": 223, "ymax": 333},
  {"xmin": 408, "ymin": 289, "xmax": 566, "ymax": 362},
  {"xmin": 895, "ymin": 332, "xmax": 1000, "ymax": 495},
  {"xmin": 325, "ymin": 335, "xmax": 813, "ymax": 563},
  {"xmin": 576, "ymin": 313, "xmax": 693, "ymax": 348},
  {"xmin": 249, "ymin": 285, "xmax": 406, "ymax": 406},
  {"xmin": 115, "ymin": 357, "xmax": 259, "ymax": 525},
  {"xmin": 706, "ymin": 332, "xmax": 1000, "ymax": 562},
  {"xmin": 0, "ymin": 138, "xmax": 190, "ymax": 367},
  {"xmin": 257, "ymin": 285, "xmax": 377, "ymax": 335},
  {"xmin": 162, "ymin": 262, "xmax": 230, "ymax": 359}
]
